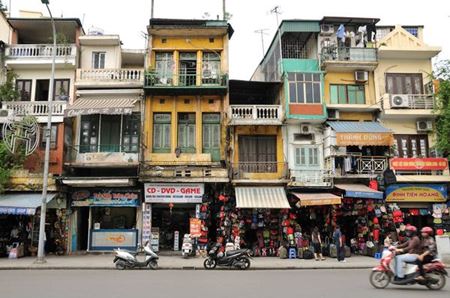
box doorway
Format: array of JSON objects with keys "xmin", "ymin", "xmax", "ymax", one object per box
[
  {"xmin": 179, "ymin": 52, "xmax": 197, "ymax": 86},
  {"xmin": 35, "ymin": 79, "xmax": 50, "ymax": 101},
  {"xmin": 77, "ymin": 207, "xmax": 89, "ymax": 251}
]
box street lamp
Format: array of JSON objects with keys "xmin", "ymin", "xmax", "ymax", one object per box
[{"xmin": 35, "ymin": 0, "xmax": 56, "ymax": 264}]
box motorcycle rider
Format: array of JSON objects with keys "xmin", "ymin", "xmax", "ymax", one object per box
[
  {"xmin": 394, "ymin": 225, "xmax": 421, "ymax": 281},
  {"xmin": 415, "ymin": 227, "xmax": 437, "ymax": 281}
]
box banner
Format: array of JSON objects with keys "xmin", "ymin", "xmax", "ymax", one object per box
[
  {"xmin": 144, "ymin": 183, "xmax": 204, "ymax": 203},
  {"xmin": 335, "ymin": 132, "xmax": 393, "ymax": 146},
  {"xmin": 390, "ymin": 158, "xmax": 448, "ymax": 171},
  {"xmin": 71, "ymin": 190, "xmax": 140, "ymax": 207},
  {"xmin": 90, "ymin": 229, "xmax": 138, "ymax": 250},
  {"xmin": 190, "ymin": 218, "xmax": 202, "ymax": 237},
  {"xmin": 386, "ymin": 184, "xmax": 447, "ymax": 202}
]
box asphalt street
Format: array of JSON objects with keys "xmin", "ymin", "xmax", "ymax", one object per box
[{"xmin": 0, "ymin": 269, "xmax": 448, "ymax": 298}]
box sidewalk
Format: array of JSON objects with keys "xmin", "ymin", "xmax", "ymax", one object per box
[{"xmin": 0, "ymin": 254, "xmax": 380, "ymax": 270}]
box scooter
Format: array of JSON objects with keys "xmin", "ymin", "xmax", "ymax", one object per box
[
  {"xmin": 370, "ymin": 246, "xmax": 447, "ymax": 290},
  {"xmin": 181, "ymin": 234, "xmax": 195, "ymax": 258},
  {"xmin": 203, "ymin": 243, "xmax": 252, "ymax": 270},
  {"xmin": 113, "ymin": 241, "xmax": 159, "ymax": 270}
]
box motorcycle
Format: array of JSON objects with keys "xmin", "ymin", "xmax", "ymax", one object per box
[
  {"xmin": 181, "ymin": 234, "xmax": 195, "ymax": 258},
  {"xmin": 370, "ymin": 246, "xmax": 447, "ymax": 290},
  {"xmin": 203, "ymin": 243, "xmax": 252, "ymax": 270},
  {"xmin": 113, "ymin": 241, "xmax": 159, "ymax": 270}
]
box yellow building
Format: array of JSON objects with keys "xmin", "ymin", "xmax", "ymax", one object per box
[{"xmin": 140, "ymin": 19, "xmax": 233, "ymax": 250}]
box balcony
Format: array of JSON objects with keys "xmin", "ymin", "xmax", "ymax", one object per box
[
  {"xmin": 230, "ymin": 162, "xmax": 289, "ymax": 184},
  {"xmin": 75, "ymin": 68, "xmax": 144, "ymax": 88},
  {"xmin": 5, "ymin": 44, "xmax": 78, "ymax": 69},
  {"xmin": 144, "ymin": 69, "xmax": 228, "ymax": 95},
  {"xmin": 289, "ymin": 169, "xmax": 332, "ymax": 187},
  {"xmin": 382, "ymin": 93, "xmax": 436, "ymax": 118},
  {"xmin": 229, "ymin": 105, "xmax": 283, "ymax": 125},
  {"xmin": 320, "ymin": 46, "xmax": 378, "ymax": 71},
  {"xmin": 0, "ymin": 101, "xmax": 67, "ymax": 123},
  {"xmin": 65, "ymin": 145, "xmax": 139, "ymax": 168},
  {"xmin": 326, "ymin": 155, "xmax": 388, "ymax": 178}
]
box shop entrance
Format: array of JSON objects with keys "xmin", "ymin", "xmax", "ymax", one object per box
[
  {"xmin": 77, "ymin": 208, "xmax": 89, "ymax": 251},
  {"xmin": 151, "ymin": 204, "xmax": 196, "ymax": 251}
]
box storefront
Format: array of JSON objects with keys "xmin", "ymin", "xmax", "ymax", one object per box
[
  {"xmin": 143, "ymin": 183, "xmax": 204, "ymax": 251},
  {"xmin": 70, "ymin": 189, "xmax": 141, "ymax": 251}
]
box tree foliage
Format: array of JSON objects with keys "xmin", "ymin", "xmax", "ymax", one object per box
[
  {"xmin": 434, "ymin": 60, "xmax": 450, "ymax": 156},
  {"xmin": 0, "ymin": 71, "xmax": 19, "ymax": 102}
]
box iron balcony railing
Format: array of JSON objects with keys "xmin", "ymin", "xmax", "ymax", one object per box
[
  {"xmin": 328, "ymin": 155, "xmax": 388, "ymax": 176},
  {"xmin": 144, "ymin": 68, "xmax": 227, "ymax": 88},
  {"xmin": 230, "ymin": 162, "xmax": 288, "ymax": 179},
  {"xmin": 1, "ymin": 101, "xmax": 67, "ymax": 117},
  {"xmin": 321, "ymin": 46, "xmax": 378, "ymax": 62},
  {"xmin": 76, "ymin": 68, "xmax": 144, "ymax": 83},
  {"xmin": 6, "ymin": 44, "xmax": 77, "ymax": 58}
]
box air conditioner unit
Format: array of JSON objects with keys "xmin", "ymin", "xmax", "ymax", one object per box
[
  {"xmin": 320, "ymin": 24, "xmax": 334, "ymax": 35},
  {"xmin": 328, "ymin": 109, "xmax": 340, "ymax": 120},
  {"xmin": 355, "ymin": 71, "xmax": 369, "ymax": 82},
  {"xmin": 416, "ymin": 120, "xmax": 433, "ymax": 132},
  {"xmin": 300, "ymin": 124, "xmax": 312, "ymax": 134},
  {"xmin": 0, "ymin": 109, "xmax": 12, "ymax": 118},
  {"xmin": 391, "ymin": 94, "xmax": 410, "ymax": 108}
]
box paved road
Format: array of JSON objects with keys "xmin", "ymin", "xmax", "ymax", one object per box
[{"xmin": 1, "ymin": 269, "xmax": 448, "ymax": 298}]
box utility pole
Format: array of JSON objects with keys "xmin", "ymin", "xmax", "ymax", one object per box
[
  {"xmin": 151, "ymin": 0, "xmax": 155, "ymax": 19},
  {"xmin": 254, "ymin": 29, "xmax": 269, "ymax": 56},
  {"xmin": 270, "ymin": 6, "xmax": 283, "ymax": 74}
]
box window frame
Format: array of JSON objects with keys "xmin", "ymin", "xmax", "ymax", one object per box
[
  {"xmin": 40, "ymin": 124, "xmax": 58, "ymax": 150},
  {"xmin": 385, "ymin": 73, "xmax": 423, "ymax": 95},
  {"xmin": 394, "ymin": 134, "xmax": 429, "ymax": 158},
  {"xmin": 294, "ymin": 146, "xmax": 320, "ymax": 168},
  {"xmin": 177, "ymin": 112, "xmax": 196, "ymax": 153},
  {"xmin": 15, "ymin": 79, "xmax": 32, "ymax": 101},
  {"xmin": 330, "ymin": 84, "xmax": 366, "ymax": 104},
  {"xmin": 92, "ymin": 52, "xmax": 106, "ymax": 69},
  {"xmin": 53, "ymin": 79, "xmax": 70, "ymax": 100},
  {"xmin": 152, "ymin": 113, "xmax": 172, "ymax": 153},
  {"xmin": 288, "ymin": 72, "xmax": 321, "ymax": 104}
]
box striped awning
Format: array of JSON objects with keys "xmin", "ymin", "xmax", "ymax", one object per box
[
  {"xmin": 0, "ymin": 193, "xmax": 57, "ymax": 215},
  {"xmin": 235, "ymin": 187, "xmax": 290, "ymax": 209},
  {"xmin": 293, "ymin": 193, "xmax": 342, "ymax": 207},
  {"xmin": 65, "ymin": 96, "xmax": 139, "ymax": 117}
]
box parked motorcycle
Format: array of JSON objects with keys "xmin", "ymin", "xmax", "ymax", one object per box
[
  {"xmin": 113, "ymin": 241, "xmax": 159, "ymax": 270},
  {"xmin": 370, "ymin": 246, "xmax": 447, "ymax": 290},
  {"xmin": 182, "ymin": 234, "xmax": 196, "ymax": 258},
  {"xmin": 203, "ymin": 243, "xmax": 252, "ymax": 270}
]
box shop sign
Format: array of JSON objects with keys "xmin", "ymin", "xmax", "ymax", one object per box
[
  {"xmin": 71, "ymin": 190, "xmax": 140, "ymax": 207},
  {"xmin": 90, "ymin": 230, "xmax": 137, "ymax": 250},
  {"xmin": 0, "ymin": 207, "xmax": 35, "ymax": 216},
  {"xmin": 144, "ymin": 183, "xmax": 204, "ymax": 203},
  {"xmin": 335, "ymin": 132, "xmax": 393, "ymax": 146},
  {"xmin": 386, "ymin": 184, "xmax": 447, "ymax": 203},
  {"xmin": 189, "ymin": 218, "xmax": 202, "ymax": 237},
  {"xmin": 390, "ymin": 158, "xmax": 448, "ymax": 171}
]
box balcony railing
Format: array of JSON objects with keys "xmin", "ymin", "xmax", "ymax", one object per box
[
  {"xmin": 66, "ymin": 145, "xmax": 139, "ymax": 165},
  {"xmin": 2, "ymin": 101, "xmax": 67, "ymax": 117},
  {"xmin": 230, "ymin": 162, "xmax": 288, "ymax": 180},
  {"xmin": 229, "ymin": 105, "xmax": 283, "ymax": 125},
  {"xmin": 6, "ymin": 44, "xmax": 77, "ymax": 59},
  {"xmin": 321, "ymin": 46, "xmax": 377, "ymax": 62},
  {"xmin": 76, "ymin": 69, "xmax": 144, "ymax": 84},
  {"xmin": 144, "ymin": 69, "xmax": 227, "ymax": 88},
  {"xmin": 290, "ymin": 169, "xmax": 332, "ymax": 186},
  {"xmin": 329, "ymin": 155, "xmax": 388, "ymax": 176},
  {"xmin": 388, "ymin": 94, "xmax": 435, "ymax": 109}
]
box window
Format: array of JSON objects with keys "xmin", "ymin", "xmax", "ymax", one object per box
[
  {"xmin": 80, "ymin": 114, "xmax": 140, "ymax": 153},
  {"xmin": 16, "ymin": 80, "xmax": 32, "ymax": 101},
  {"xmin": 92, "ymin": 52, "xmax": 106, "ymax": 69},
  {"xmin": 40, "ymin": 125, "xmax": 58, "ymax": 149},
  {"xmin": 202, "ymin": 113, "xmax": 220, "ymax": 162},
  {"xmin": 155, "ymin": 52, "xmax": 174, "ymax": 85},
  {"xmin": 177, "ymin": 113, "xmax": 196, "ymax": 153},
  {"xmin": 288, "ymin": 73, "xmax": 321, "ymax": 104},
  {"xmin": 35, "ymin": 79, "xmax": 49, "ymax": 101},
  {"xmin": 386, "ymin": 73, "xmax": 423, "ymax": 95},
  {"xmin": 295, "ymin": 147, "xmax": 319, "ymax": 167},
  {"xmin": 403, "ymin": 27, "xmax": 419, "ymax": 38},
  {"xmin": 179, "ymin": 52, "xmax": 197, "ymax": 86},
  {"xmin": 202, "ymin": 52, "xmax": 220, "ymax": 84},
  {"xmin": 330, "ymin": 84, "xmax": 365, "ymax": 104},
  {"xmin": 238, "ymin": 136, "xmax": 277, "ymax": 173},
  {"xmin": 54, "ymin": 79, "xmax": 70, "ymax": 100},
  {"xmin": 394, "ymin": 134, "xmax": 429, "ymax": 158},
  {"xmin": 153, "ymin": 113, "xmax": 171, "ymax": 153}
]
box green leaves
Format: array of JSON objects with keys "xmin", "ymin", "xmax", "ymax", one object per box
[
  {"xmin": 434, "ymin": 60, "xmax": 450, "ymax": 156},
  {"xmin": 0, "ymin": 71, "xmax": 19, "ymax": 102}
]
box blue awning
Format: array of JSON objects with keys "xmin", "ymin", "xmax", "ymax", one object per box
[
  {"xmin": 336, "ymin": 184, "xmax": 383, "ymax": 200},
  {"xmin": 0, "ymin": 193, "xmax": 57, "ymax": 215},
  {"xmin": 327, "ymin": 121, "xmax": 391, "ymax": 133}
]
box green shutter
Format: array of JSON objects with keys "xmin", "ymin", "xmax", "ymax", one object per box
[
  {"xmin": 202, "ymin": 113, "xmax": 220, "ymax": 161},
  {"xmin": 153, "ymin": 113, "xmax": 171, "ymax": 153}
]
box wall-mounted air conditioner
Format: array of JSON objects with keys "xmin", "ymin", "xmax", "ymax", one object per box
[
  {"xmin": 391, "ymin": 94, "xmax": 410, "ymax": 108},
  {"xmin": 355, "ymin": 71, "xmax": 369, "ymax": 82},
  {"xmin": 416, "ymin": 120, "xmax": 433, "ymax": 132},
  {"xmin": 320, "ymin": 24, "xmax": 334, "ymax": 35},
  {"xmin": 300, "ymin": 124, "xmax": 312, "ymax": 134}
]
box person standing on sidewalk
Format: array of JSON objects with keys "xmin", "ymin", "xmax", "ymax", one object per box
[
  {"xmin": 312, "ymin": 227, "xmax": 325, "ymax": 261},
  {"xmin": 333, "ymin": 225, "xmax": 345, "ymax": 262}
]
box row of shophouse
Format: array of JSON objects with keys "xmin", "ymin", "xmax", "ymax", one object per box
[{"xmin": 0, "ymin": 11, "xmax": 449, "ymax": 256}]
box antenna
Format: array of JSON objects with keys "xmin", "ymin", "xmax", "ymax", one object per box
[
  {"xmin": 222, "ymin": 0, "xmax": 226, "ymax": 20},
  {"xmin": 270, "ymin": 6, "xmax": 282, "ymax": 26},
  {"xmin": 270, "ymin": 6, "xmax": 283, "ymax": 73},
  {"xmin": 151, "ymin": 0, "xmax": 155, "ymax": 19},
  {"xmin": 254, "ymin": 29, "xmax": 269, "ymax": 56}
]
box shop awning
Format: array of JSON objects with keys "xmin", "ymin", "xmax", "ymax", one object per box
[
  {"xmin": 0, "ymin": 193, "xmax": 57, "ymax": 215},
  {"xmin": 235, "ymin": 187, "xmax": 290, "ymax": 209},
  {"xmin": 336, "ymin": 184, "xmax": 383, "ymax": 200},
  {"xmin": 293, "ymin": 193, "xmax": 342, "ymax": 207},
  {"xmin": 64, "ymin": 96, "xmax": 139, "ymax": 117},
  {"xmin": 327, "ymin": 121, "xmax": 393, "ymax": 146}
]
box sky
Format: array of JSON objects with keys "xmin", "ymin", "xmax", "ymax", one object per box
[{"xmin": 9, "ymin": 0, "xmax": 450, "ymax": 80}]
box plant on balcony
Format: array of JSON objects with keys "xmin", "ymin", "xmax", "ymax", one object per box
[
  {"xmin": 0, "ymin": 70, "xmax": 19, "ymax": 102},
  {"xmin": 434, "ymin": 60, "xmax": 450, "ymax": 156},
  {"xmin": 0, "ymin": 141, "xmax": 26, "ymax": 193}
]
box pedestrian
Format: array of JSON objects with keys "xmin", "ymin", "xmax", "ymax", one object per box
[
  {"xmin": 333, "ymin": 225, "xmax": 346, "ymax": 262},
  {"xmin": 312, "ymin": 227, "xmax": 325, "ymax": 261}
]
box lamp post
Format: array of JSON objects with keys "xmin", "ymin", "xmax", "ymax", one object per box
[{"xmin": 35, "ymin": 0, "xmax": 56, "ymax": 264}]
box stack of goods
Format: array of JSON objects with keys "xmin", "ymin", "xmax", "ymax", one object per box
[
  {"xmin": 215, "ymin": 194, "xmax": 241, "ymax": 253},
  {"xmin": 433, "ymin": 203, "xmax": 450, "ymax": 235},
  {"xmin": 197, "ymin": 203, "xmax": 210, "ymax": 250},
  {"xmin": 253, "ymin": 210, "xmax": 280, "ymax": 257}
]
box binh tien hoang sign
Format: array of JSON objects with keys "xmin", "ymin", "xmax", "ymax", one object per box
[{"xmin": 144, "ymin": 183, "xmax": 204, "ymax": 203}]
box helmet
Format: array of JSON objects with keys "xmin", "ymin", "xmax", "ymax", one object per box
[
  {"xmin": 405, "ymin": 225, "xmax": 417, "ymax": 233},
  {"xmin": 421, "ymin": 227, "xmax": 433, "ymax": 236}
]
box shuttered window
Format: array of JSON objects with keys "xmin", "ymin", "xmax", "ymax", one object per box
[
  {"xmin": 202, "ymin": 113, "xmax": 221, "ymax": 161},
  {"xmin": 153, "ymin": 113, "xmax": 171, "ymax": 153},
  {"xmin": 238, "ymin": 136, "xmax": 277, "ymax": 173},
  {"xmin": 386, "ymin": 73, "xmax": 423, "ymax": 95},
  {"xmin": 178, "ymin": 113, "xmax": 196, "ymax": 153},
  {"xmin": 295, "ymin": 147, "xmax": 319, "ymax": 167}
]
